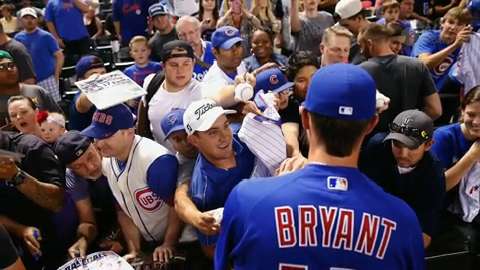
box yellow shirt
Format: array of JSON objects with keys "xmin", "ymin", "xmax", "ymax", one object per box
[{"xmin": 0, "ymin": 17, "xmax": 18, "ymax": 34}]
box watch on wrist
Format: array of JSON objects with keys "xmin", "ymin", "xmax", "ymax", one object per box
[{"xmin": 7, "ymin": 169, "xmax": 27, "ymax": 187}]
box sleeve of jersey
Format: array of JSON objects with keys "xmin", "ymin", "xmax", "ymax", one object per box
[
  {"xmin": 146, "ymin": 154, "xmax": 179, "ymax": 205},
  {"xmin": 43, "ymin": 2, "xmax": 53, "ymax": 22},
  {"xmin": 412, "ymin": 32, "xmax": 435, "ymax": 57},
  {"xmin": 431, "ymin": 129, "xmax": 455, "ymax": 169},
  {"xmin": 214, "ymin": 187, "xmax": 244, "ymax": 270}
]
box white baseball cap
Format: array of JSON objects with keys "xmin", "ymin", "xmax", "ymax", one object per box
[
  {"xmin": 19, "ymin": 7, "xmax": 37, "ymax": 19},
  {"xmin": 335, "ymin": 0, "xmax": 363, "ymax": 19},
  {"xmin": 183, "ymin": 99, "xmax": 236, "ymax": 135}
]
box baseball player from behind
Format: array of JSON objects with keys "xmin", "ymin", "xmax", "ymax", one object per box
[{"xmin": 215, "ymin": 64, "xmax": 425, "ymax": 270}]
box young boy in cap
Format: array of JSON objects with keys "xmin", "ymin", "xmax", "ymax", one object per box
[
  {"xmin": 215, "ymin": 64, "xmax": 425, "ymax": 269},
  {"xmin": 82, "ymin": 104, "xmax": 196, "ymax": 263},
  {"xmin": 360, "ymin": 109, "xmax": 446, "ymax": 248},
  {"xmin": 68, "ymin": 55, "xmax": 106, "ymax": 131}
]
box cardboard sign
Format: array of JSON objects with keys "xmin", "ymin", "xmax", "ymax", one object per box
[
  {"xmin": 57, "ymin": 251, "xmax": 134, "ymax": 270},
  {"xmin": 75, "ymin": 70, "xmax": 146, "ymax": 110}
]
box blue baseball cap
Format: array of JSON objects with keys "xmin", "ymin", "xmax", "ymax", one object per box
[
  {"xmin": 303, "ymin": 63, "xmax": 376, "ymax": 120},
  {"xmin": 254, "ymin": 68, "xmax": 294, "ymax": 94},
  {"xmin": 161, "ymin": 109, "xmax": 186, "ymax": 140},
  {"xmin": 211, "ymin": 26, "xmax": 243, "ymax": 49},
  {"xmin": 82, "ymin": 104, "xmax": 134, "ymax": 139},
  {"xmin": 75, "ymin": 55, "xmax": 104, "ymax": 79}
]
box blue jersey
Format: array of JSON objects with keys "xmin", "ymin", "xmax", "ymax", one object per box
[
  {"xmin": 190, "ymin": 134, "xmax": 255, "ymax": 245},
  {"xmin": 192, "ymin": 41, "xmax": 215, "ymax": 82},
  {"xmin": 112, "ymin": 0, "xmax": 151, "ymax": 45},
  {"xmin": 431, "ymin": 123, "xmax": 473, "ymax": 169},
  {"xmin": 44, "ymin": 0, "xmax": 89, "ymax": 41},
  {"xmin": 412, "ymin": 30, "xmax": 460, "ymax": 91},
  {"xmin": 15, "ymin": 29, "xmax": 60, "ymax": 81},
  {"xmin": 123, "ymin": 61, "xmax": 162, "ymax": 87},
  {"xmin": 215, "ymin": 164, "xmax": 425, "ymax": 270}
]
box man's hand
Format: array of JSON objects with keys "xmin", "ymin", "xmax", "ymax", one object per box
[
  {"xmin": 98, "ymin": 238, "xmax": 124, "ymax": 254},
  {"xmin": 240, "ymin": 100, "xmax": 262, "ymax": 115},
  {"xmin": 153, "ymin": 243, "xmax": 175, "ymax": 263},
  {"xmin": 68, "ymin": 237, "xmax": 88, "ymax": 258},
  {"xmin": 123, "ymin": 251, "xmax": 139, "ymax": 262},
  {"xmin": 0, "ymin": 157, "xmax": 18, "ymax": 181},
  {"xmin": 276, "ymin": 154, "xmax": 307, "ymax": 175},
  {"xmin": 454, "ymin": 25, "xmax": 473, "ymax": 47},
  {"xmin": 22, "ymin": 227, "xmax": 42, "ymax": 256},
  {"xmin": 192, "ymin": 211, "xmax": 220, "ymax": 236}
]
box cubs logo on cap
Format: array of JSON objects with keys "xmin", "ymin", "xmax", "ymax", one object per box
[
  {"xmin": 81, "ymin": 104, "xmax": 135, "ymax": 139},
  {"xmin": 211, "ymin": 26, "xmax": 244, "ymax": 50},
  {"xmin": 269, "ymin": 74, "xmax": 279, "ymax": 85}
]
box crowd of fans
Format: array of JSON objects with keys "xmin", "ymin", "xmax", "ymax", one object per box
[{"xmin": 0, "ymin": 0, "xmax": 480, "ymax": 269}]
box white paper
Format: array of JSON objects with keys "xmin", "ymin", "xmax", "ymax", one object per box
[
  {"xmin": 75, "ymin": 70, "xmax": 146, "ymax": 110},
  {"xmin": 57, "ymin": 251, "xmax": 134, "ymax": 270}
]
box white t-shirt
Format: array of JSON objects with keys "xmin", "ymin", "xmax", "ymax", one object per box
[
  {"xmin": 145, "ymin": 77, "xmax": 202, "ymax": 152},
  {"xmin": 201, "ymin": 61, "xmax": 247, "ymax": 98},
  {"xmin": 173, "ymin": 0, "xmax": 199, "ymax": 16}
]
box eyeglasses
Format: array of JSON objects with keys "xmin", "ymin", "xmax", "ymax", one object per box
[
  {"xmin": 0, "ymin": 62, "xmax": 16, "ymax": 72},
  {"xmin": 389, "ymin": 123, "xmax": 430, "ymax": 140}
]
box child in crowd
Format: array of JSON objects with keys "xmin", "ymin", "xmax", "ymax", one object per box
[
  {"xmin": 38, "ymin": 111, "xmax": 66, "ymax": 144},
  {"xmin": 123, "ymin": 36, "xmax": 162, "ymax": 113},
  {"xmin": 377, "ymin": 0, "xmax": 401, "ymax": 24}
]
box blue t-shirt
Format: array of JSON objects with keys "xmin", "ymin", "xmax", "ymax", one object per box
[
  {"xmin": 215, "ymin": 164, "xmax": 425, "ymax": 270},
  {"xmin": 123, "ymin": 61, "xmax": 162, "ymax": 86},
  {"xmin": 68, "ymin": 92, "xmax": 96, "ymax": 131},
  {"xmin": 243, "ymin": 53, "xmax": 288, "ymax": 73},
  {"xmin": 15, "ymin": 29, "xmax": 59, "ymax": 81},
  {"xmin": 412, "ymin": 30, "xmax": 460, "ymax": 91},
  {"xmin": 431, "ymin": 123, "xmax": 473, "ymax": 169},
  {"xmin": 190, "ymin": 134, "xmax": 255, "ymax": 245},
  {"xmin": 44, "ymin": 0, "xmax": 89, "ymax": 41},
  {"xmin": 112, "ymin": 0, "xmax": 151, "ymax": 46},
  {"xmin": 192, "ymin": 41, "xmax": 215, "ymax": 82}
]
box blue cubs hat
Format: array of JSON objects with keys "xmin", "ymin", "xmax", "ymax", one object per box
[
  {"xmin": 303, "ymin": 63, "xmax": 376, "ymax": 120},
  {"xmin": 75, "ymin": 55, "xmax": 104, "ymax": 79},
  {"xmin": 148, "ymin": 3, "xmax": 171, "ymax": 17},
  {"xmin": 211, "ymin": 26, "xmax": 243, "ymax": 49},
  {"xmin": 82, "ymin": 104, "xmax": 134, "ymax": 139},
  {"xmin": 254, "ymin": 68, "xmax": 294, "ymax": 94},
  {"xmin": 161, "ymin": 108, "xmax": 186, "ymax": 140}
]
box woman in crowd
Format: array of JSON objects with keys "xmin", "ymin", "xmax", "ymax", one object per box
[
  {"xmin": 198, "ymin": 0, "xmax": 219, "ymax": 40},
  {"xmin": 217, "ymin": 0, "xmax": 263, "ymax": 56},
  {"xmin": 83, "ymin": 0, "xmax": 104, "ymax": 41},
  {"xmin": 250, "ymin": 0, "xmax": 281, "ymax": 35},
  {"xmin": 7, "ymin": 96, "xmax": 42, "ymax": 138},
  {"xmin": 0, "ymin": 4, "xmax": 18, "ymax": 36},
  {"xmin": 243, "ymin": 29, "xmax": 287, "ymax": 72}
]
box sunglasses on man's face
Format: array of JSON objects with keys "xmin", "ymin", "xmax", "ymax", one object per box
[{"xmin": 0, "ymin": 62, "xmax": 16, "ymax": 72}]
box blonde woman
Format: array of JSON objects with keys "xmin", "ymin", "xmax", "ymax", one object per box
[{"xmin": 217, "ymin": 0, "xmax": 263, "ymax": 56}]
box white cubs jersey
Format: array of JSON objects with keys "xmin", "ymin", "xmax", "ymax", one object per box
[{"xmin": 102, "ymin": 135, "xmax": 172, "ymax": 242}]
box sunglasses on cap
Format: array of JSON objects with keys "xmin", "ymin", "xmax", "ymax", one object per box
[
  {"xmin": 0, "ymin": 62, "xmax": 15, "ymax": 72},
  {"xmin": 389, "ymin": 123, "xmax": 430, "ymax": 140}
]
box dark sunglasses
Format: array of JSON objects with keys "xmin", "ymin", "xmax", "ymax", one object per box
[
  {"xmin": 389, "ymin": 122, "xmax": 430, "ymax": 140},
  {"xmin": 0, "ymin": 62, "xmax": 16, "ymax": 72}
]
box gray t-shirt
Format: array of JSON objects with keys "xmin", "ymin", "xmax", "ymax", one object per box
[
  {"xmin": 293, "ymin": 12, "xmax": 334, "ymax": 57},
  {"xmin": 0, "ymin": 84, "xmax": 62, "ymax": 126},
  {"xmin": 0, "ymin": 39, "xmax": 36, "ymax": 82},
  {"xmin": 360, "ymin": 54, "xmax": 437, "ymax": 132}
]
